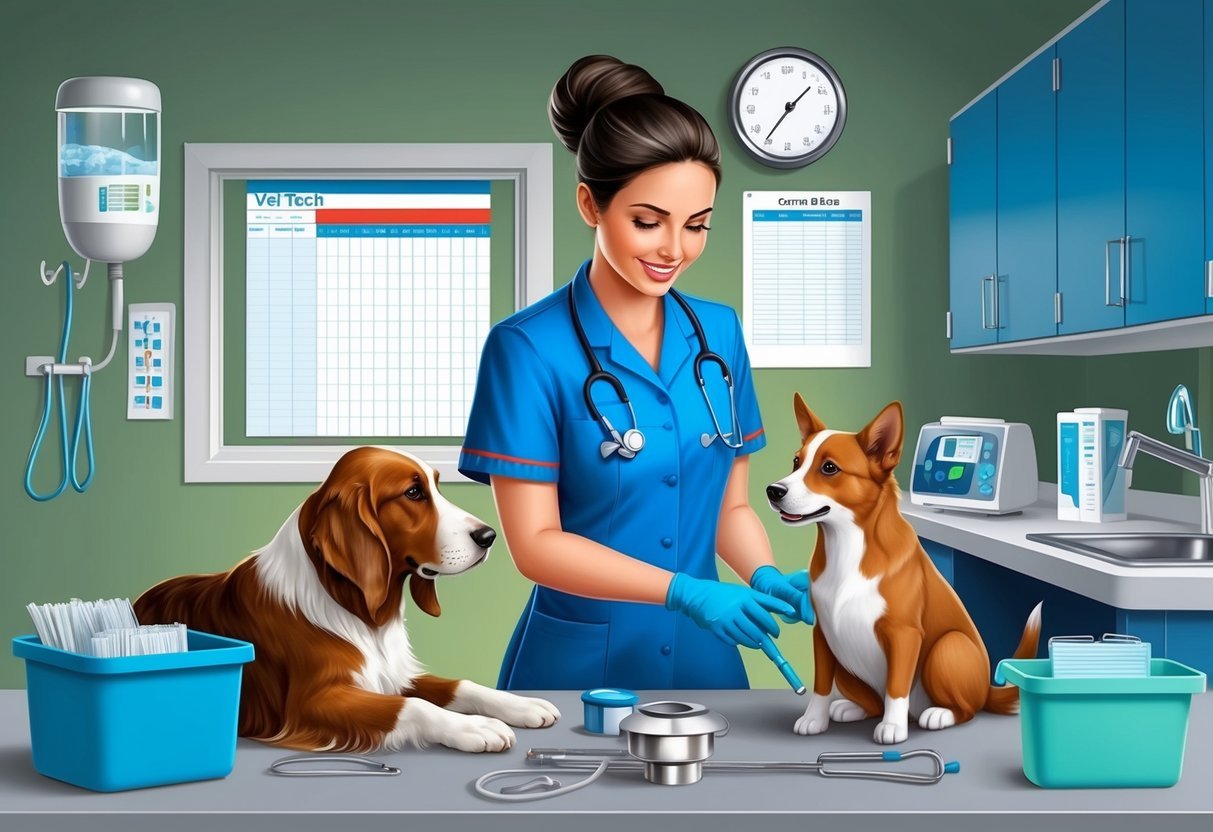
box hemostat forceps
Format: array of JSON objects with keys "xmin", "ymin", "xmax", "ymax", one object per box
[{"xmin": 268, "ymin": 754, "xmax": 401, "ymax": 776}]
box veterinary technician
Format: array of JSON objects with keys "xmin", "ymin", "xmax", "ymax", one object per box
[{"xmin": 458, "ymin": 55, "xmax": 811, "ymax": 691}]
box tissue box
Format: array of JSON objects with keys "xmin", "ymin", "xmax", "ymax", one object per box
[
  {"xmin": 1057, "ymin": 408, "xmax": 1128, "ymax": 522},
  {"xmin": 12, "ymin": 630, "xmax": 254, "ymax": 792}
]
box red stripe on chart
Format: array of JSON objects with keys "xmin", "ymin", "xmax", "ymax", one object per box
[
  {"xmin": 462, "ymin": 448, "xmax": 560, "ymax": 469},
  {"xmin": 315, "ymin": 208, "xmax": 491, "ymax": 224}
]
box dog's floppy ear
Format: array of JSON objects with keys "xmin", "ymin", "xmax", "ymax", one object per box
[
  {"xmin": 409, "ymin": 574, "xmax": 441, "ymax": 617},
  {"xmin": 308, "ymin": 484, "xmax": 393, "ymax": 621},
  {"xmin": 858, "ymin": 401, "xmax": 904, "ymax": 474},
  {"xmin": 794, "ymin": 392, "xmax": 827, "ymax": 442}
]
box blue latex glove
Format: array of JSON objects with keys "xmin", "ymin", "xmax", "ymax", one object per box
[
  {"xmin": 665, "ymin": 572, "xmax": 795, "ymax": 650},
  {"xmin": 749, "ymin": 565, "xmax": 815, "ymax": 626}
]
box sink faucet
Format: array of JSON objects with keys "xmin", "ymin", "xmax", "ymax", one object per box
[{"xmin": 1118, "ymin": 431, "xmax": 1213, "ymax": 534}]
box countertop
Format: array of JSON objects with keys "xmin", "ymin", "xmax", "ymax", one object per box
[
  {"xmin": 2, "ymin": 688, "xmax": 1212, "ymax": 832},
  {"xmin": 901, "ymin": 484, "xmax": 1213, "ymax": 609}
]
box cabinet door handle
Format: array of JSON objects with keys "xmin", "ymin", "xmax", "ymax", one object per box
[
  {"xmin": 1206, "ymin": 260, "xmax": 1213, "ymax": 299},
  {"xmin": 1122, "ymin": 235, "xmax": 1131, "ymax": 305},
  {"xmin": 1105, "ymin": 238, "xmax": 1125, "ymax": 307},
  {"xmin": 981, "ymin": 275, "xmax": 996, "ymax": 329},
  {"xmin": 993, "ymin": 274, "xmax": 1001, "ymax": 329}
]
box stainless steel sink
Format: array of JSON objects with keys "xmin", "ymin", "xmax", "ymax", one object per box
[{"xmin": 1026, "ymin": 532, "xmax": 1213, "ymax": 566}]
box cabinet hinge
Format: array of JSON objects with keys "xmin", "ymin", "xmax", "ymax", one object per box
[
  {"xmin": 946, "ymin": 310, "xmax": 953, "ymax": 340},
  {"xmin": 1054, "ymin": 292, "xmax": 1063, "ymax": 324},
  {"xmin": 1052, "ymin": 57, "xmax": 1061, "ymax": 92},
  {"xmin": 946, "ymin": 137, "xmax": 952, "ymax": 166}
]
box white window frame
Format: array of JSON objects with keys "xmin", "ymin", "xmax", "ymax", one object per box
[{"xmin": 183, "ymin": 143, "xmax": 552, "ymax": 483}]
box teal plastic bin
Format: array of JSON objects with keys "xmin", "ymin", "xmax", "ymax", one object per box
[
  {"xmin": 995, "ymin": 657, "xmax": 1206, "ymax": 788},
  {"xmin": 13, "ymin": 630, "xmax": 254, "ymax": 792}
]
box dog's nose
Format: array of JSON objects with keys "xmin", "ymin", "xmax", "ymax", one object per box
[
  {"xmin": 766, "ymin": 483, "xmax": 788, "ymax": 502},
  {"xmin": 470, "ymin": 526, "xmax": 497, "ymax": 549}
]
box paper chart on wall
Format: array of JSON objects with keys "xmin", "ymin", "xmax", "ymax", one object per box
[{"xmin": 742, "ymin": 190, "xmax": 871, "ymax": 368}]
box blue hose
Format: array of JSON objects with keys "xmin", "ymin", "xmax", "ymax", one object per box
[{"xmin": 24, "ymin": 261, "xmax": 95, "ymax": 501}]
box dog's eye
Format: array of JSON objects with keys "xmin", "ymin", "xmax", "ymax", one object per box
[
  {"xmin": 403, "ymin": 485, "xmax": 425, "ymax": 501},
  {"xmin": 821, "ymin": 460, "xmax": 840, "ymax": 476},
  {"xmin": 792, "ymin": 455, "xmax": 801, "ymax": 471}
]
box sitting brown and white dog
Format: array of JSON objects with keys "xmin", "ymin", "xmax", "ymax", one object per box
[
  {"xmin": 765, "ymin": 395, "xmax": 1040, "ymax": 745},
  {"xmin": 135, "ymin": 446, "xmax": 559, "ymax": 753}
]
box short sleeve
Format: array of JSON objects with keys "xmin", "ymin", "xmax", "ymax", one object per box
[
  {"xmin": 730, "ymin": 311, "xmax": 766, "ymax": 457},
  {"xmin": 458, "ymin": 324, "xmax": 561, "ymax": 484}
]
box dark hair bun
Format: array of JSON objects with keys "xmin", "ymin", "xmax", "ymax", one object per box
[{"xmin": 548, "ymin": 55, "xmax": 664, "ymax": 154}]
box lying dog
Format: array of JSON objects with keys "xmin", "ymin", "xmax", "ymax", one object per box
[
  {"xmin": 765, "ymin": 395, "xmax": 1040, "ymax": 744},
  {"xmin": 135, "ymin": 446, "xmax": 559, "ymax": 753}
]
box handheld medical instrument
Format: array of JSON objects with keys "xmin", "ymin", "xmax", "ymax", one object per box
[
  {"xmin": 268, "ymin": 754, "xmax": 401, "ymax": 777},
  {"xmin": 568, "ymin": 283, "xmax": 741, "ymax": 459},
  {"xmin": 473, "ymin": 699, "xmax": 959, "ymax": 801},
  {"xmin": 760, "ymin": 637, "xmax": 806, "ymax": 695},
  {"xmin": 25, "ymin": 77, "xmax": 162, "ymax": 500}
]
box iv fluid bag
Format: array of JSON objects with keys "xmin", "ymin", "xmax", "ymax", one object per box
[{"xmin": 56, "ymin": 77, "xmax": 161, "ymax": 264}]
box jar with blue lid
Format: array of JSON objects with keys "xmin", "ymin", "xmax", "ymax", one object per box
[{"xmin": 581, "ymin": 688, "xmax": 639, "ymax": 735}]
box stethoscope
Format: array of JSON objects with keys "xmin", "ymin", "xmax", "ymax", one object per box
[{"xmin": 568, "ymin": 283, "xmax": 741, "ymax": 459}]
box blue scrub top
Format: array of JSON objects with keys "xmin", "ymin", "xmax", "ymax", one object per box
[{"xmin": 458, "ymin": 260, "xmax": 767, "ymax": 691}]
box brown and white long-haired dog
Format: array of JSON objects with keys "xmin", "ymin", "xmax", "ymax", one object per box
[{"xmin": 135, "ymin": 446, "xmax": 559, "ymax": 753}]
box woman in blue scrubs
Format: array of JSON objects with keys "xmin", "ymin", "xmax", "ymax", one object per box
[{"xmin": 458, "ymin": 55, "xmax": 811, "ymax": 691}]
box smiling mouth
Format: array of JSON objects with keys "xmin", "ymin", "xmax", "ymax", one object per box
[
  {"xmin": 638, "ymin": 259, "xmax": 679, "ymax": 282},
  {"xmin": 778, "ymin": 506, "xmax": 831, "ymax": 523}
]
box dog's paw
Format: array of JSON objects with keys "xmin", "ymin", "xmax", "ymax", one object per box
[
  {"xmin": 794, "ymin": 700, "xmax": 831, "ymax": 735},
  {"xmin": 917, "ymin": 707, "xmax": 957, "ymax": 731},
  {"xmin": 493, "ymin": 694, "xmax": 561, "ymax": 729},
  {"xmin": 873, "ymin": 719, "xmax": 908, "ymax": 745},
  {"xmin": 828, "ymin": 698, "xmax": 868, "ymax": 723},
  {"xmin": 443, "ymin": 714, "xmax": 516, "ymax": 753}
]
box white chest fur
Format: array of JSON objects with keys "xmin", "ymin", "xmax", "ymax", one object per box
[{"xmin": 812, "ymin": 510, "xmax": 888, "ymax": 695}]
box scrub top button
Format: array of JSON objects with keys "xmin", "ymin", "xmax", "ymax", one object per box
[
  {"xmin": 663, "ymin": 422, "xmax": 673, "ymax": 431},
  {"xmin": 660, "ymin": 645, "xmax": 672, "ymax": 656},
  {"xmin": 657, "ymin": 394, "xmax": 670, "ymax": 405},
  {"xmin": 660, "ymin": 537, "xmax": 673, "ymax": 548},
  {"xmin": 665, "ymin": 475, "xmax": 678, "ymax": 487}
]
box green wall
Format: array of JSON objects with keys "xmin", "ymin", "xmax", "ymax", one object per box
[{"xmin": 2, "ymin": 0, "xmax": 1204, "ymax": 690}]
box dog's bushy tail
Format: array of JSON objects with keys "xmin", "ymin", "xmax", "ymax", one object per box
[{"xmin": 984, "ymin": 601, "xmax": 1043, "ymax": 715}]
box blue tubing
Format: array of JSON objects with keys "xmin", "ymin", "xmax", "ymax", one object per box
[{"xmin": 24, "ymin": 261, "xmax": 95, "ymax": 500}]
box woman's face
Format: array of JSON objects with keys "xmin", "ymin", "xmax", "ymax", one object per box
[{"xmin": 579, "ymin": 161, "xmax": 716, "ymax": 298}]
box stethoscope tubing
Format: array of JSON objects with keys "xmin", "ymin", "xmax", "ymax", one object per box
[{"xmin": 567, "ymin": 281, "xmax": 742, "ymax": 453}]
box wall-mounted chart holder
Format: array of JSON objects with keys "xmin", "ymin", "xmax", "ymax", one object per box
[{"xmin": 128, "ymin": 303, "xmax": 174, "ymax": 420}]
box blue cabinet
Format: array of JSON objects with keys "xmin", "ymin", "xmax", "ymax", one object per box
[
  {"xmin": 950, "ymin": 0, "xmax": 1213, "ymax": 350},
  {"xmin": 1207, "ymin": 0, "xmax": 1213, "ymax": 315},
  {"xmin": 1124, "ymin": 0, "xmax": 1204, "ymax": 326},
  {"xmin": 1057, "ymin": 0, "xmax": 1125, "ymax": 335},
  {"xmin": 924, "ymin": 539, "xmax": 1213, "ymax": 677},
  {"xmin": 948, "ymin": 93, "xmax": 998, "ymax": 349},
  {"xmin": 997, "ymin": 48, "xmax": 1058, "ymax": 342}
]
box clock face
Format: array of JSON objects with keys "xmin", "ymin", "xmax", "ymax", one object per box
[{"xmin": 729, "ymin": 48, "xmax": 847, "ymax": 169}]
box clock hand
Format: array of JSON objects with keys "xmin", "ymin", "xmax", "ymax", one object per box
[{"xmin": 763, "ymin": 85, "xmax": 814, "ymax": 142}]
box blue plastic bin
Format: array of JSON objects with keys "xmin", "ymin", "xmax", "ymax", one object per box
[
  {"xmin": 995, "ymin": 657, "xmax": 1206, "ymax": 788},
  {"xmin": 13, "ymin": 630, "xmax": 254, "ymax": 792}
]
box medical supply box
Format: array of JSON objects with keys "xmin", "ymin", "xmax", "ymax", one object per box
[
  {"xmin": 994, "ymin": 657, "xmax": 1206, "ymax": 788},
  {"xmin": 1057, "ymin": 408, "xmax": 1128, "ymax": 523},
  {"xmin": 12, "ymin": 630, "xmax": 254, "ymax": 792}
]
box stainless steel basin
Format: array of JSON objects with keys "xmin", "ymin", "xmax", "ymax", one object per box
[{"xmin": 1026, "ymin": 532, "xmax": 1213, "ymax": 566}]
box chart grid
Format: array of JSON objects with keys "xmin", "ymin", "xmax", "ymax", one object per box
[{"xmin": 246, "ymin": 180, "xmax": 490, "ymax": 438}]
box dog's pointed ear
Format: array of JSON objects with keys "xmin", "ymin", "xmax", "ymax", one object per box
[
  {"xmin": 409, "ymin": 574, "xmax": 441, "ymax": 617},
  {"xmin": 308, "ymin": 484, "xmax": 392, "ymax": 621},
  {"xmin": 794, "ymin": 392, "xmax": 827, "ymax": 442},
  {"xmin": 858, "ymin": 401, "xmax": 904, "ymax": 474}
]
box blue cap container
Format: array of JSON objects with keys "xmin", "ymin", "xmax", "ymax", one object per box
[
  {"xmin": 13, "ymin": 630, "xmax": 254, "ymax": 792},
  {"xmin": 581, "ymin": 688, "xmax": 638, "ymax": 735}
]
